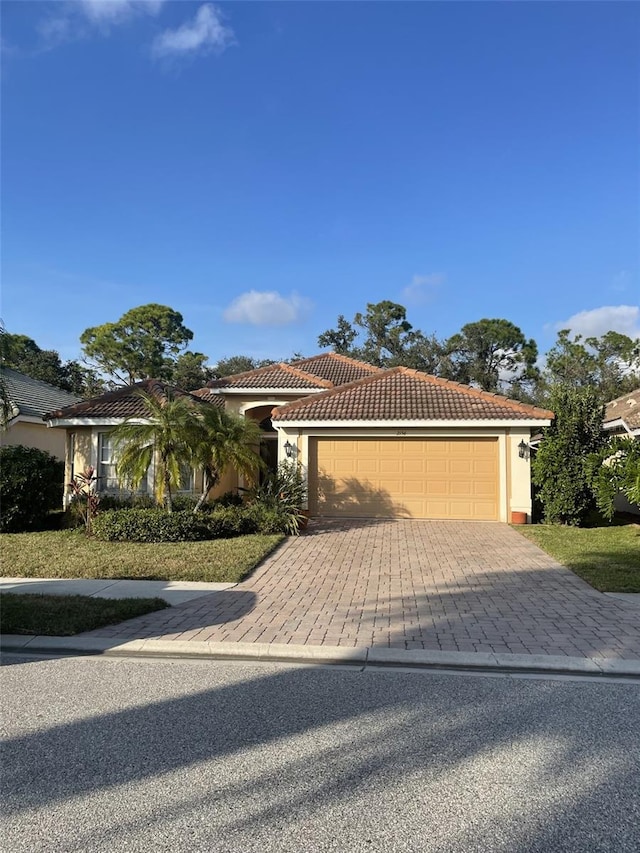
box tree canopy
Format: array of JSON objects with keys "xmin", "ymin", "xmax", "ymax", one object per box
[
  {"xmin": 80, "ymin": 304, "xmax": 194, "ymax": 385},
  {"xmin": 1, "ymin": 329, "xmax": 102, "ymax": 396},
  {"xmin": 442, "ymin": 318, "xmax": 539, "ymax": 393}
]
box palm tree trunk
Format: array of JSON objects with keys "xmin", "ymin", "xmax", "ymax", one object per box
[
  {"xmin": 164, "ymin": 467, "xmax": 173, "ymax": 513},
  {"xmin": 194, "ymin": 468, "xmax": 218, "ymax": 513}
]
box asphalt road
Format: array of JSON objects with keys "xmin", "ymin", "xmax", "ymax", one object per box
[{"xmin": 1, "ymin": 655, "xmax": 639, "ymax": 853}]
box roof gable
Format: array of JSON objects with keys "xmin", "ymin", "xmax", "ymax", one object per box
[
  {"xmin": 2, "ymin": 368, "xmax": 82, "ymax": 420},
  {"xmin": 272, "ymin": 367, "xmax": 555, "ymax": 423},
  {"xmin": 44, "ymin": 379, "xmax": 208, "ymax": 421}
]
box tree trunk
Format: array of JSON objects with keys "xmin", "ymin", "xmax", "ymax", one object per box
[
  {"xmin": 194, "ymin": 468, "xmax": 218, "ymax": 513},
  {"xmin": 164, "ymin": 467, "xmax": 173, "ymax": 514}
]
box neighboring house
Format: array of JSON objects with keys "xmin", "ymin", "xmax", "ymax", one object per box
[
  {"xmin": 44, "ymin": 353, "xmax": 554, "ymax": 522},
  {"xmin": 603, "ymin": 387, "xmax": 640, "ymax": 515},
  {"xmin": 1, "ymin": 367, "xmax": 82, "ymax": 460},
  {"xmin": 44, "ymin": 379, "xmax": 220, "ymax": 504},
  {"xmin": 603, "ymin": 387, "xmax": 640, "ymax": 439}
]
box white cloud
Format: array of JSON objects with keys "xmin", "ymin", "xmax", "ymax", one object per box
[
  {"xmin": 223, "ymin": 291, "xmax": 312, "ymax": 326},
  {"xmin": 151, "ymin": 4, "xmax": 234, "ymax": 59},
  {"xmin": 556, "ymin": 305, "xmax": 640, "ymax": 340},
  {"xmin": 39, "ymin": 0, "xmax": 165, "ymax": 47},
  {"xmin": 401, "ymin": 272, "xmax": 445, "ymax": 304}
]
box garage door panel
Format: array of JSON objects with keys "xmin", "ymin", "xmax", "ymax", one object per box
[{"xmin": 313, "ymin": 437, "xmax": 499, "ymax": 521}]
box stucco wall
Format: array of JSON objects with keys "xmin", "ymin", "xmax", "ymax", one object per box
[{"xmin": 1, "ymin": 421, "xmax": 67, "ymax": 460}]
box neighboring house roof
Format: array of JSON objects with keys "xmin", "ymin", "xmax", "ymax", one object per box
[
  {"xmin": 289, "ymin": 353, "xmax": 383, "ymax": 386},
  {"xmin": 2, "ymin": 367, "xmax": 82, "ymax": 421},
  {"xmin": 604, "ymin": 387, "xmax": 640, "ymax": 434},
  {"xmin": 272, "ymin": 367, "xmax": 555, "ymax": 423},
  {"xmin": 44, "ymin": 379, "xmax": 207, "ymax": 422},
  {"xmin": 206, "ymin": 362, "xmax": 333, "ymax": 391}
]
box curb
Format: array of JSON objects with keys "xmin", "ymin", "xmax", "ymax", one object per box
[{"xmin": 2, "ymin": 634, "xmax": 640, "ymax": 678}]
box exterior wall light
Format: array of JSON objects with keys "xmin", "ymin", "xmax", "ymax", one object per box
[
  {"xmin": 284, "ymin": 440, "xmax": 296, "ymax": 458},
  {"xmin": 518, "ymin": 439, "xmax": 529, "ymax": 459}
]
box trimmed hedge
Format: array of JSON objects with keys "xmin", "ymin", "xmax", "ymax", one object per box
[
  {"xmin": 0, "ymin": 445, "xmax": 64, "ymax": 533},
  {"xmin": 92, "ymin": 504, "xmax": 296, "ymax": 542}
]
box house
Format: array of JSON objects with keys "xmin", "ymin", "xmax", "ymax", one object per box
[
  {"xmin": 44, "ymin": 379, "xmax": 221, "ymax": 503},
  {"xmin": 44, "ymin": 353, "xmax": 554, "ymax": 522},
  {"xmin": 1, "ymin": 367, "xmax": 82, "ymax": 460},
  {"xmin": 603, "ymin": 387, "xmax": 640, "ymax": 438},
  {"xmin": 603, "ymin": 387, "xmax": 640, "ymax": 515}
]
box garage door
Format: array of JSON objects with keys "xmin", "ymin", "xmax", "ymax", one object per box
[{"xmin": 309, "ymin": 437, "xmax": 499, "ymax": 520}]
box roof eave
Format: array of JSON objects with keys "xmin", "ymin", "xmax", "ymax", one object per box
[{"xmin": 272, "ymin": 418, "xmax": 553, "ymax": 429}]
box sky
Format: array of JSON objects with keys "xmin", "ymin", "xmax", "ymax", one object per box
[{"xmin": 2, "ymin": 0, "xmax": 639, "ymax": 366}]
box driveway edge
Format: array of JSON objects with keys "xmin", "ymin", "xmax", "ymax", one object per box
[{"xmin": 2, "ymin": 634, "xmax": 640, "ymax": 678}]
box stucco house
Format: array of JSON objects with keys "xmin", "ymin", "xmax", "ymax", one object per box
[
  {"xmin": 44, "ymin": 353, "xmax": 553, "ymax": 522},
  {"xmin": 1, "ymin": 367, "xmax": 82, "ymax": 459}
]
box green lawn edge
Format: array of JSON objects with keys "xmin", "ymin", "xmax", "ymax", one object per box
[
  {"xmin": 517, "ymin": 523, "xmax": 640, "ymax": 593},
  {"xmin": 1, "ymin": 593, "xmax": 169, "ymax": 636}
]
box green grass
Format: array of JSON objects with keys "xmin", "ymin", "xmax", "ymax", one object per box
[
  {"xmin": 0, "ymin": 530, "xmax": 285, "ymax": 583},
  {"xmin": 518, "ymin": 520, "xmax": 640, "ymax": 592},
  {"xmin": 1, "ymin": 593, "xmax": 168, "ymax": 636}
]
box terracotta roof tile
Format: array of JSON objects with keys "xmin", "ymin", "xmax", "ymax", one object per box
[
  {"xmin": 273, "ymin": 368, "xmax": 555, "ymax": 422},
  {"xmin": 191, "ymin": 388, "xmax": 226, "ymax": 407},
  {"xmin": 207, "ymin": 362, "xmax": 332, "ymax": 390},
  {"xmin": 44, "ymin": 380, "xmax": 212, "ymax": 421},
  {"xmin": 289, "ymin": 352, "xmax": 382, "ymax": 386},
  {"xmin": 604, "ymin": 387, "xmax": 640, "ymax": 430}
]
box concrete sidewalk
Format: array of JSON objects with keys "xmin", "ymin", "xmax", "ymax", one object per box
[
  {"xmin": 2, "ymin": 633, "xmax": 640, "ymax": 678},
  {"xmin": 0, "ymin": 577, "xmax": 236, "ymax": 606}
]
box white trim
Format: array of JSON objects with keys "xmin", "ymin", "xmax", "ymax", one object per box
[
  {"xmin": 239, "ymin": 400, "xmax": 292, "ymax": 416},
  {"xmin": 47, "ymin": 417, "xmax": 151, "ymax": 428},
  {"xmin": 272, "ymin": 418, "xmax": 551, "ymax": 429},
  {"xmin": 603, "ymin": 418, "xmax": 640, "ymax": 437},
  {"xmin": 6, "ymin": 414, "xmax": 46, "ymax": 426},
  {"xmin": 218, "ymin": 387, "xmax": 325, "ymax": 396}
]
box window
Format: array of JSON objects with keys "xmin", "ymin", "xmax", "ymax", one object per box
[
  {"xmin": 97, "ymin": 432, "xmax": 148, "ymax": 494},
  {"xmin": 177, "ymin": 462, "xmax": 194, "ymax": 492},
  {"xmin": 97, "ymin": 432, "xmax": 119, "ymax": 492}
]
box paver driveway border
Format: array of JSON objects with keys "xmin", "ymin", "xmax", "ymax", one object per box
[{"xmin": 71, "ymin": 518, "xmax": 640, "ymax": 661}]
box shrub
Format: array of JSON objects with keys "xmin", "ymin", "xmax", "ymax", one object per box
[
  {"xmin": 0, "ymin": 445, "xmax": 64, "ymax": 532},
  {"xmin": 531, "ymin": 386, "xmax": 605, "ymax": 526},
  {"xmin": 587, "ymin": 437, "xmax": 640, "ymax": 520},
  {"xmin": 211, "ymin": 490, "xmax": 244, "ymax": 508},
  {"xmin": 248, "ymin": 461, "xmax": 307, "ymax": 534},
  {"xmin": 93, "ymin": 509, "xmax": 210, "ymax": 543}
]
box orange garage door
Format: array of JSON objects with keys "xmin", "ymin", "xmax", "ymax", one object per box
[{"xmin": 309, "ymin": 437, "xmax": 499, "ymax": 520}]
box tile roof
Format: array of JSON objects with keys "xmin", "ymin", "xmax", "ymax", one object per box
[
  {"xmin": 272, "ymin": 367, "xmax": 555, "ymax": 423},
  {"xmin": 604, "ymin": 387, "xmax": 640, "ymax": 431},
  {"xmin": 289, "ymin": 353, "xmax": 382, "ymax": 386},
  {"xmin": 2, "ymin": 367, "xmax": 82, "ymax": 420},
  {"xmin": 206, "ymin": 362, "xmax": 333, "ymax": 390},
  {"xmin": 190, "ymin": 388, "xmax": 226, "ymax": 408},
  {"xmin": 44, "ymin": 379, "xmax": 210, "ymax": 421}
]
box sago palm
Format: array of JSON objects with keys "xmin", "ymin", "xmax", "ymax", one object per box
[
  {"xmin": 192, "ymin": 406, "xmax": 265, "ymax": 512},
  {"xmin": 112, "ymin": 391, "xmax": 201, "ymax": 513}
]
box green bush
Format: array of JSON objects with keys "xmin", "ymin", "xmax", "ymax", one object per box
[
  {"xmin": 211, "ymin": 490, "xmax": 244, "ymax": 508},
  {"xmin": 0, "ymin": 445, "xmax": 64, "ymax": 532},
  {"xmin": 248, "ymin": 461, "xmax": 307, "ymax": 534},
  {"xmin": 531, "ymin": 385, "xmax": 605, "ymax": 526},
  {"xmin": 93, "ymin": 509, "xmax": 210, "ymax": 543}
]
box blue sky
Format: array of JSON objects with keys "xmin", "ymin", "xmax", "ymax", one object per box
[{"xmin": 2, "ymin": 1, "xmax": 639, "ymax": 365}]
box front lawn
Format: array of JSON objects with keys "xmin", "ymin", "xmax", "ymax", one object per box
[
  {"xmin": 0, "ymin": 530, "xmax": 285, "ymax": 583},
  {"xmin": 1, "ymin": 593, "xmax": 168, "ymax": 636},
  {"xmin": 518, "ymin": 521, "xmax": 640, "ymax": 592}
]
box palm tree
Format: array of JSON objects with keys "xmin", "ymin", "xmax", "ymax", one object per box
[
  {"xmin": 112, "ymin": 391, "xmax": 200, "ymax": 513},
  {"xmin": 191, "ymin": 406, "xmax": 265, "ymax": 512}
]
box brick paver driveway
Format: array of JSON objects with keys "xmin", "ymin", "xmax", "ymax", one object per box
[{"xmin": 88, "ymin": 520, "xmax": 640, "ymax": 659}]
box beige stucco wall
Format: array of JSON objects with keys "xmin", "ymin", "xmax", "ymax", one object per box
[
  {"xmin": 277, "ymin": 425, "xmax": 535, "ymax": 522},
  {"xmin": 1, "ymin": 421, "xmax": 67, "ymax": 460}
]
